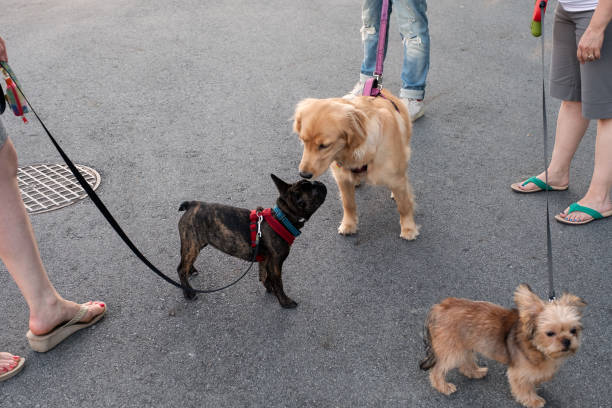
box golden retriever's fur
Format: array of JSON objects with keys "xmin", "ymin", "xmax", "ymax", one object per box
[{"xmin": 293, "ymin": 90, "xmax": 418, "ymax": 240}]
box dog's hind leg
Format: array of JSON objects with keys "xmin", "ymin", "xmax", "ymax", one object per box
[
  {"xmin": 390, "ymin": 180, "xmax": 419, "ymax": 240},
  {"xmin": 458, "ymin": 352, "xmax": 488, "ymax": 379},
  {"xmin": 429, "ymin": 355, "xmax": 459, "ymax": 395},
  {"xmin": 177, "ymin": 229, "xmax": 205, "ymax": 300}
]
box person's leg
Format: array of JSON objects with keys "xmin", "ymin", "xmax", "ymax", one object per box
[
  {"xmin": 513, "ymin": 100, "xmax": 590, "ymax": 191},
  {"xmin": 557, "ymin": 7, "xmax": 612, "ymax": 221},
  {"xmin": 513, "ymin": 5, "xmax": 589, "ymax": 192},
  {"xmin": 559, "ymin": 117, "xmax": 612, "ymax": 221},
  {"xmin": 394, "ymin": 0, "xmax": 430, "ymax": 101},
  {"xmin": 0, "ymin": 137, "xmax": 104, "ymax": 337},
  {"xmin": 345, "ymin": 0, "xmax": 387, "ymax": 98},
  {"xmin": 360, "ymin": 0, "xmax": 386, "ymax": 78}
]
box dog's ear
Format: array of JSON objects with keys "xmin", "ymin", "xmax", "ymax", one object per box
[
  {"xmin": 514, "ymin": 284, "xmax": 545, "ymax": 338},
  {"xmin": 342, "ymin": 104, "xmax": 367, "ymax": 149},
  {"xmin": 271, "ymin": 173, "xmax": 290, "ymax": 195},
  {"xmin": 557, "ymin": 292, "xmax": 587, "ymax": 313},
  {"xmin": 292, "ymin": 99, "xmax": 317, "ymax": 134}
]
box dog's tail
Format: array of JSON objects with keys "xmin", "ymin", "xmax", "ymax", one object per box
[
  {"xmin": 419, "ymin": 309, "xmax": 437, "ymax": 371},
  {"xmin": 178, "ymin": 201, "xmax": 193, "ymax": 212}
]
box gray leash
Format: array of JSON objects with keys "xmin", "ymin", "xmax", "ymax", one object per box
[{"xmin": 539, "ymin": 1, "xmax": 556, "ymax": 301}]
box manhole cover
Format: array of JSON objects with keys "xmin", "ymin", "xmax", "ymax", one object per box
[{"xmin": 17, "ymin": 164, "xmax": 101, "ymax": 214}]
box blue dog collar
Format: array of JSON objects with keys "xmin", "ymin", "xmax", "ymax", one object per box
[{"xmin": 272, "ymin": 206, "xmax": 301, "ymax": 237}]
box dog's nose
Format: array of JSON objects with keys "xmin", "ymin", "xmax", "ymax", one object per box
[
  {"xmin": 561, "ymin": 338, "xmax": 571, "ymax": 350},
  {"xmin": 299, "ymin": 171, "xmax": 313, "ymax": 179}
]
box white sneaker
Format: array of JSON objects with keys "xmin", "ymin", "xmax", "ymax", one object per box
[
  {"xmin": 343, "ymin": 81, "xmax": 365, "ymax": 100},
  {"xmin": 343, "ymin": 74, "xmax": 373, "ymax": 99},
  {"xmin": 402, "ymin": 98, "xmax": 425, "ymax": 122}
]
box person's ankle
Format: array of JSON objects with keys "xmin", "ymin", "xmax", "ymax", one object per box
[{"xmin": 28, "ymin": 295, "xmax": 68, "ymax": 335}]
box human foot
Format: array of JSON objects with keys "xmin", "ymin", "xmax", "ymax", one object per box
[
  {"xmin": 556, "ymin": 199, "xmax": 612, "ymax": 224},
  {"xmin": 29, "ymin": 299, "xmax": 105, "ymax": 336},
  {"xmin": 511, "ymin": 171, "xmax": 569, "ymax": 193},
  {"xmin": 0, "ymin": 352, "xmax": 25, "ymax": 382}
]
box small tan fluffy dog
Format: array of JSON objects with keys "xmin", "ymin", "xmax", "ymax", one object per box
[
  {"xmin": 420, "ymin": 284, "xmax": 585, "ymax": 408},
  {"xmin": 293, "ymin": 90, "xmax": 418, "ymax": 240}
]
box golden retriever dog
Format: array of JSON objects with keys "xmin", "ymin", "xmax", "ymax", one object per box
[{"xmin": 293, "ymin": 90, "xmax": 418, "ymax": 240}]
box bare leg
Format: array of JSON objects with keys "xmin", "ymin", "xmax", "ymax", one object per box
[
  {"xmin": 559, "ymin": 117, "xmax": 612, "ymax": 221},
  {"xmin": 0, "ymin": 139, "xmax": 104, "ymax": 336},
  {"xmin": 514, "ymin": 101, "xmax": 589, "ymax": 191}
]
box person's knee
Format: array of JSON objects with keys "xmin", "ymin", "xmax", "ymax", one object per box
[{"xmin": 0, "ymin": 140, "xmax": 19, "ymax": 181}]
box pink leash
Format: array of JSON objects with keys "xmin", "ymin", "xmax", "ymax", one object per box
[{"xmin": 362, "ymin": 0, "xmax": 391, "ymax": 97}]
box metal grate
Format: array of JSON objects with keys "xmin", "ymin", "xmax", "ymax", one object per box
[{"xmin": 17, "ymin": 164, "xmax": 101, "ymax": 214}]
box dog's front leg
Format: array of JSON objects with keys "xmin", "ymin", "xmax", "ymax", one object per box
[
  {"xmin": 258, "ymin": 262, "xmax": 273, "ymax": 293},
  {"xmin": 336, "ymin": 178, "xmax": 358, "ymax": 235},
  {"xmin": 390, "ymin": 180, "xmax": 419, "ymax": 240},
  {"xmin": 507, "ymin": 367, "xmax": 546, "ymax": 408},
  {"xmin": 268, "ymin": 259, "xmax": 297, "ymax": 308}
]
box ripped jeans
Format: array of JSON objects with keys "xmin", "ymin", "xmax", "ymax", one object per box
[{"xmin": 360, "ymin": 0, "xmax": 430, "ymax": 100}]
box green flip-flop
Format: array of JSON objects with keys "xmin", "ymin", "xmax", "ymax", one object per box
[
  {"xmin": 555, "ymin": 202, "xmax": 612, "ymax": 225},
  {"xmin": 511, "ymin": 176, "xmax": 568, "ymax": 193}
]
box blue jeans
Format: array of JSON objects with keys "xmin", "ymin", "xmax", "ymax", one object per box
[{"xmin": 359, "ymin": 0, "xmax": 430, "ymax": 100}]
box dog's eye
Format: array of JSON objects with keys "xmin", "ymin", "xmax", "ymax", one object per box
[
  {"xmin": 546, "ymin": 331, "xmax": 555, "ymax": 337},
  {"xmin": 318, "ymin": 143, "xmax": 330, "ymax": 150},
  {"xmin": 570, "ymin": 328, "xmax": 577, "ymax": 335}
]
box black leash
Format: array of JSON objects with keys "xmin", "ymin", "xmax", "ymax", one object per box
[
  {"xmin": 538, "ymin": 2, "xmax": 556, "ymax": 301},
  {"xmin": 1, "ymin": 61, "xmax": 259, "ymax": 295}
]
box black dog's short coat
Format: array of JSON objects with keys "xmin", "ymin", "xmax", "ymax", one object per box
[{"xmin": 177, "ymin": 174, "xmax": 326, "ymax": 308}]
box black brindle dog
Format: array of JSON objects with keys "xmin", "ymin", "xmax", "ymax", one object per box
[{"xmin": 177, "ymin": 174, "xmax": 326, "ymax": 308}]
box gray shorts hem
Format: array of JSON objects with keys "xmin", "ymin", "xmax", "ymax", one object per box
[
  {"xmin": 582, "ymin": 102, "xmax": 612, "ymax": 120},
  {"xmin": 550, "ymin": 81, "xmax": 581, "ymax": 102}
]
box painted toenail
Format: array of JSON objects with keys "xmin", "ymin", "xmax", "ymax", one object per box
[
  {"xmin": 99, "ymin": 303, "xmax": 105, "ymax": 308},
  {"xmin": 12, "ymin": 356, "xmax": 19, "ymax": 360}
]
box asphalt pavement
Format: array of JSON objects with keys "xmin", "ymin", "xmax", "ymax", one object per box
[{"xmin": 1, "ymin": 0, "xmax": 610, "ymax": 407}]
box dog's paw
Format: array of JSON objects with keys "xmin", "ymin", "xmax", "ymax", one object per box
[
  {"xmin": 281, "ymin": 299, "xmax": 298, "ymax": 309},
  {"xmin": 183, "ymin": 290, "xmax": 197, "ymax": 301},
  {"xmin": 338, "ymin": 222, "xmax": 358, "ymax": 235},
  {"xmin": 438, "ymin": 382, "xmax": 457, "ymax": 396},
  {"xmin": 520, "ymin": 395, "xmax": 545, "ymax": 408},
  {"xmin": 400, "ymin": 225, "xmax": 420, "ymax": 240}
]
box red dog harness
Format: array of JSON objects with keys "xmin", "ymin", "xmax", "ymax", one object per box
[{"xmin": 249, "ymin": 208, "xmax": 297, "ymax": 262}]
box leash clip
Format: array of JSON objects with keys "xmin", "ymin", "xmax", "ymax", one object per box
[
  {"xmin": 373, "ymin": 73, "xmax": 383, "ymax": 89},
  {"xmin": 256, "ymin": 214, "xmax": 263, "ymax": 238}
]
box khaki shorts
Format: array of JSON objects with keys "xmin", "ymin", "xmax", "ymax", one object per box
[{"xmin": 550, "ymin": 4, "xmax": 612, "ymax": 119}]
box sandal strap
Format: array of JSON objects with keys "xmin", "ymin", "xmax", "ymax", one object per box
[
  {"xmin": 568, "ymin": 202, "xmax": 603, "ymax": 219},
  {"xmin": 61, "ymin": 305, "xmax": 88, "ymax": 328},
  {"xmin": 521, "ymin": 176, "xmax": 550, "ymax": 190}
]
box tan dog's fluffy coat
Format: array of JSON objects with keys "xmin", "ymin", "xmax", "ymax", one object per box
[
  {"xmin": 420, "ymin": 284, "xmax": 585, "ymax": 408},
  {"xmin": 293, "ymin": 91, "xmax": 418, "ymax": 240}
]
